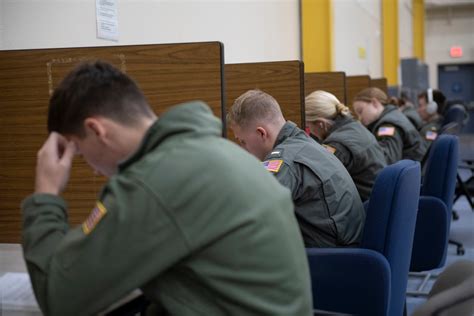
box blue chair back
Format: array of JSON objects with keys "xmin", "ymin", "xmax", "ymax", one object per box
[
  {"xmin": 411, "ymin": 135, "xmax": 459, "ymax": 271},
  {"xmin": 361, "ymin": 160, "xmax": 421, "ymax": 316},
  {"xmin": 422, "ymin": 135, "xmax": 459, "ymax": 211},
  {"xmin": 442, "ymin": 104, "xmax": 467, "ymax": 127}
]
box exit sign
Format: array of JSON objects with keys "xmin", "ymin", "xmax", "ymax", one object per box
[{"xmin": 450, "ymin": 46, "xmax": 463, "ymax": 58}]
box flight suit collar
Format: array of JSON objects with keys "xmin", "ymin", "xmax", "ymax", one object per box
[
  {"xmin": 119, "ymin": 101, "xmax": 221, "ymax": 172},
  {"xmin": 327, "ymin": 115, "xmax": 353, "ymax": 134},
  {"xmin": 381, "ymin": 104, "xmax": 398, "ymax": 116},
  {"xmin": 367, "ymin": 104, "xmax": 397, "ymax": 131},
  {"xmin": 273, "ymin": 121, "xmax": 301, "ymax": 149},
  {"xmin": 426, "ymin": 114, "xmax": 441, "ymax": 124}
]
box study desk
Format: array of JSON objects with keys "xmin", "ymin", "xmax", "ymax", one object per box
[
  {"xmin": 0, "ymin": 244, "xmax": 41, "ymax": 315},
  {"xmin": 0, "ymin": 244, "xmax": 141, "ymax": 316}
]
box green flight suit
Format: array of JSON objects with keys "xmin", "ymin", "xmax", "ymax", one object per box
[
  {"xmin": 323, "ymin": 116, "xmax": 387, "ymax": 202},
  {"xmin": 419, "ymin": 116, "xmax": 442, "ymax": 148},
  {"xmin": 402, "ymin": 105, "xmax": 423, "ymax": 130},
  {"xmin": 368, "ymin": 105, "xmax": 427, "ymax": 165},
  {"xmin": 263, "ymin": 121, "xmax": 365, "ymax": 248},
  {"xmin": 21, "ymin": 101, "xmax": 313, "ymax": 316}
]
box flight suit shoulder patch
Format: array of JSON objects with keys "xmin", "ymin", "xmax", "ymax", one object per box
[
  {"xmin": 263, "ymin": 159, "xmax": 284, "ymax": 173},
  {"xmin": 82, "ymin": 201, "xmax": 107, "ymax": 235},
  {"xmin": 322, "ymin": 144, "xmax": 337, "ymax": 154},
  {"xmin": 377, "ymin": 125, "xmax": 396, "ymax": 137},
  {"xmin": 425, "ymin": 130, "xmax": 438, "ymax": 141}
]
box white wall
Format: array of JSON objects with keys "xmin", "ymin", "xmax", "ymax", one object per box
[
  {"xmin": 0, "ymin": 0, "xmax": 3, "ymax": 48},
  {"xmin": 0, "ymin": 0, "xmax": 300, "ymax": 64},
  {"xmin": 333, "ymin": 0, "xmax": 382, "ymax": 77},
  {"xmin": 425, "ymin": 5, "xmax": 474, "ymax": 88},
  {"xmin": 398, "ymin": 0, "xmax": 413, "ymax": 59}
]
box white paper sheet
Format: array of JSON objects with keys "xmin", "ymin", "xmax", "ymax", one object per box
[
  {"xmin": 96, "ymin": 0, "xmax": 119, "ymax": 41},
  {"xmin": 0, "ymin": 273, "xmax": 40, "ymax": 313}
]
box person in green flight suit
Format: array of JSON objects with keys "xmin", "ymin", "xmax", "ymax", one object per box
[
  {"xmin": 227, "ymin": 89, "xmax": 365, "ymax": 248},
  {"xmin": 417, "ymin": 89, "xmax": 446, "ymax": 147},
  {"xmin": 399, "ymin": 92, "xmax": 424, "ymax": 130},
  {"xmin": 353, "ymin": 87, "xmax": 427, "ymax": 165},
  {"xmin": 305, "ymin": 90, "xmax": 386, "ymax": 202},
  {"xmin": 21, "ymin": 61, "xmax": 313, "ymax": 316}
]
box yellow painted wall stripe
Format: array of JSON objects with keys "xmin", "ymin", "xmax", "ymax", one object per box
[
  {"xmin": 413, "ymin": 0, "xmax": 425, "ymax": 60},
  {"xmin": 382, "ymin": 0, "xmax": 399, "ymax": 86},
  {"xmin": 301, "ymin": 0, "xmax": 332, "ymax": 72}
]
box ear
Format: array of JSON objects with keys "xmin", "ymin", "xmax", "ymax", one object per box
[
  {"xmin": 84, "ymin": 118, "xmax": 107, "ymax": 139},
  {"xmin": 256, "ymin": 126, "xmax": 268, "ymax": 139},
  {"xmin": 372, "ymin": 98, "xmax": 384, "ymax": 110},
  {"xmin": 314, "ymin": 118, "xmax": 326, "ymax": 129}
]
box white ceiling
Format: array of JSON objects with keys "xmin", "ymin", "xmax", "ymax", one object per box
[{"xmin": 425, "ymin": 0, "xmax": 474, "ymax": 8}]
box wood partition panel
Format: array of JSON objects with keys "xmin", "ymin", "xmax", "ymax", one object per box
[
  {"xmin": 370, "ymin": 77, "xmax": 388, "ymax": 94},
  {"xmin": 0, "ymin": 42, "xmax": 224, "ymax": 243},
  {"xmin": 346, "ymin": 75, "xmax": 371, "ymax": 110},
  {"xmin": 225, "ymin": 61, "xmax": 305, "ymax": 140},
  {"xmin": 304, "ymin": 72, "xmax": 347, "ymax": 105}
]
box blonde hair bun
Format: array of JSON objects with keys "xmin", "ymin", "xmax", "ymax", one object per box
[{"xmin": 305, "ymin": 90, "xmax": 349, "ymax": 121}]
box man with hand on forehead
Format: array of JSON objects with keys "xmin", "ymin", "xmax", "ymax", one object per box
[{"xmin": 22, "ymin": 61, "xmax": 312, "ymax": 316}]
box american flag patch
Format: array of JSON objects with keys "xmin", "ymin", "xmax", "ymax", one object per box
[
  {"xmin": 82, "ymin": 201, "xmax": 107, "ymax": 235},
  {"xmin": 323, "ymin": 144, "xmax": 336, "ymax": 154},
  {"xmin": 425, "ymin": 131, "xmax": 438, "ymax": 141},
  {"xmin": 263, "ymin": 159, "xmax": 283, "ymax": 173},
  {"xmin": 377, "ymin": 126, "xmax": 395, "ymax": 137}
]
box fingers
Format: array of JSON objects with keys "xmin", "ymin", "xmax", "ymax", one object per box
[
  {"xmin": 59, "ymin": 140, "xmax": 77, "ymax": 166},
  {"xmin": 34, "ymin": 132, "xmax": 76, "ymax": 195},
  {"xmin": 38, "ymin": 132, "xmax": 59, "ymax": 156},
  {"xmin": 38, "ymin": 132, "xmax": 76, "ymax": 162}
]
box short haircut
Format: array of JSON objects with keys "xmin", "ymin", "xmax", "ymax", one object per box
[
  {"xmin": 227, "ymin": 89, "xmax": 283, "ymax": 127},
  {"xmin": 48, "ymin": 60, "xmax": 154, "ymax": 137},
  {"xmin": 353, "ymin": 87, "xmax": 389, "ymax": 105}
]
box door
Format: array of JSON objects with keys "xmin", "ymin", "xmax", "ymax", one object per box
[{"xmin": 438, "ymin": 63, "xmax": 474, "ymax": 105}]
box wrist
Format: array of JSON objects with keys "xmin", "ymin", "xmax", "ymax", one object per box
[{"xmin": 34, "ymin": 182, "xmax": 60, "ymax": 195}]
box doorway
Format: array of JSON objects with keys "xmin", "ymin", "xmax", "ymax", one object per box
[{"xmin": 438, "ymin": 63, "xmax": 474, "ymax": 106}]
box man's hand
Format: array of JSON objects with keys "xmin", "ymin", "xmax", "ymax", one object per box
[{"xmin": 35, "ymin": 132, "xmax": 77, "ymax": 195}]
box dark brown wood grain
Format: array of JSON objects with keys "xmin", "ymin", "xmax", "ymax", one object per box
[
  {"xmin": 304, "ymin": 72, "xmax": 347, "ymax": 105},
  {"xmin": 0, "ymin": 42, "xmax": 224, "ymax": 243},
  {"xmin": 225, "ymin": 61, "xmax": 305, "ymax": 141},
  {"xmin": 370, "ymin": 77, "xmax": 388, "ymax": 94},
  {"xmin": 346, "ymin": 75, "xmax": 371, "ymax": 111}
]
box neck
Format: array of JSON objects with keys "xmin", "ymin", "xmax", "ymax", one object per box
[
  {"xmin": 113, "ymin": 117, "xmax": 157, "ymax": 163},
  {"xmin": 269, "ymin": 118, "xmax": 286, "ymax": 145}
]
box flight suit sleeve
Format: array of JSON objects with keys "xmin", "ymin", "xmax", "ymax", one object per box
[
  {"xmin": 375, "ymin": 125, "xmax": 404, "ymax": 165},
  {"xmin": 420, "ymin": 126, "xmax": 438, "ymax": 149},
  {"xmin": 271, "ymin": 162, "xmax": 301, "ymax": 201},
  {"xmin": 22, "ymin": 174, "xmax": 190, "ymax": 316},
  {"xmin": 323, "ymin": 142, "xmax": 352, "ymax": 169}
]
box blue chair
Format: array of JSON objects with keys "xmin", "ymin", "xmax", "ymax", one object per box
[
  {"xmin": 442, "ymin": 104, "xmax": 468, "ymax": 128},
  {"xmin": 409, "ymin": 135, "xmax": 459, "ymax": 294},
  {"xmin": 307, "ymin": 160, "xmax": 421, "ymax": 316}
]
